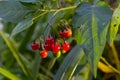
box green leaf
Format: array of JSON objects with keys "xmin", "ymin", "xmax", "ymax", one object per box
[
  {"xmin": 107, "ymin": 8, "xmax": 120, "ymax": 45},
  {"xmin": 18, "ymin": 0, "xmax": 40, "ymax": 3},
  {"xmin": 11, "ymin": 18, "xmax": 33, "ymax": 36},
  {"xmin": 54, "ymin": 45, "xmax": 85, "ymax": 80},
  {"xmin": 32, "ymin": 53, "xmax": 41, "ymax": 80},
  {"xmin": 0, "ymin": 67, "xmax": 21, "ymax": 80},
  {"xmin": 72, "ymin": 2, "xmax": 112, "ymax": 77},
  {"xmin": 94, "ymin": 0, "xmax": 99, "ymax": 4},
  {"xmin": 38, "ymin": 73, "xmax": 52, "ymax": 80},
  {"xmin": 115, "ymin": 34, "xmax": 120, "ymax": 41},
  {"xmin": 72, "ymin": 51, "xmax": 92, "ymax": 80},
  {"xmin": 0, "ymin": 1, "xmax": 32, "ymax": 23},
  {"xmin": 0, "ymin": 30, "xmax": 33, "ymax": 80},
  {"xmin": 72, "ymin": 63, "xmax": 91, "ymax": 80}
]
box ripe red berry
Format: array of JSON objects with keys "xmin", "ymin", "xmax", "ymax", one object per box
[
  {"xmin": 52, "ymin": 43, "xmax": 60, "ymax": 53},
  {"xmin": 59, "ymin": 30, "xmax": 65, "ymax": 38},
  {"xmin": 40, "ymin": 50, "xmax": 48, "ymax": 58},
  {"xmin": 45, "ymin": 36, "xmax": 54, "ymax": 45},
  {"xmin": 31, "ymin": 42, "xmax": 40, "ymax": 50},
  {"xmin": 59, "ymin": 28, "xmax": 72, "ymax": 38},
  {"xmin": 62, "ymin": 41, "xmax": 70, "ymax": 52},
  {"xmin": 44, "ymin": 43, "xmax": 51, "ymax": 51},
  {"xmin": 66, "ymin": 29, "xmax": 72, "ymax": 38}
]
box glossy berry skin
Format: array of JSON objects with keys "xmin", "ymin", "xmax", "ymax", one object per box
[
  {"xmin": 31, "ymin": 42, "xmax": 40, "ymax": 50},
  {"xmin": 59, "ymin": 30, "xmax": 65, "ymax": 38},
  {"xmin": 45, "ymin": 36, "xmax": 54, "ymax": 45},
  {"xmin": 62, "ymin": 42, "xmax": 70, "ymax": 52},
  {"xmin": 52, "ymin": 43, "xmax": 60, "ymax": 53},
  {"xmin": 66, "ymin": 29, "xmax": 72, "ymax": 38},
  {"xmin": 40, "ymin": 50, "xmax": 48, "ymax": 58},
  {"xmin": 44, "ymin": 43, "xmax": 51, "ymax": 51},
  {"xmin": 59, "ymin": 29, "xmax": 72, "ymax": 38}
]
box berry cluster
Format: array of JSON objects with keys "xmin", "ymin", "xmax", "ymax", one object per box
[{"xmin": 31, "ymin": 23, "xmax": 72, "ymax": 59}]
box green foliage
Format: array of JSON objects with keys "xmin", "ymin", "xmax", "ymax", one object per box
[
  {"xmin": 0, "ymin": 30, "xmax": 33, "ymax": 80},
  {"xmin": 107, "ymin": 8, "xmax": 120, "ymax": 45},
  {"xmin": 0, "ymin": 67, "xmax": 21, "ymax": 80},
  {"xmin": 54, "ymin": 45, "xmax": 85, "ymax": 80},
  {"xmin": 72, "ymin": 2, "xmax": 112, "ymax": 77},
  {"xmin": 11, "ymin": 18, "xmax": 33, "ymax": 36},
  {"xmin": 18, "ymin": 0, "xmax": 40, "ymax": 3},
  {"xmin": 0, "ymin": 0, "xmax": 120, "ymax": 80},
  {"xmin": 0, "ymin": 1, "xmax": 33, "ymax": 23}
]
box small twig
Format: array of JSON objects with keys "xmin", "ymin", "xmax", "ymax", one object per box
[
  {"xmin": 101, "ymin": 57, "xmax": 120, "ymax": 75},
  {"xmin": 110, "ymin": 44, "xmax": 120, "ymax": 71},
  {"xmin": 34, "ymin": 6, "xmax": 77, "ymax": 22},
  {"xmin": 32, "ymin": 12, "xmax": 48, "ymax": 22}
]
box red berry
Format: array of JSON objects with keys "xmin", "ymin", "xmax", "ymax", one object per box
[
  {"xmin": 59, "ymin": 30, "xmax": 65, "ymax": 38},
  {"xmin": 31, "ymin": 42, "xmax": 40, "ymax": 50},
  {"xmin": 62, "ymin": 41, "xmax": 70, "ymax": 52},
  {"xmin": 45, "ymin": 36, "xmax": 54, "ymax": 45},
  {"xmin": 52, "ymin": 43, "xmax": 60, "ymax": 53},
  {"xmin": 59, "ymin": 28, "xmax": 72, "ymax": 38},
  {"xmin": 44, "ymin": 43, "xmax": 51, "ymax": 51},
  {"xmin": 40, "ymin": 50, "xmax": 48, "ymax": 58},
  {"xmin": 66, "ymin": 29, "xmax": 72, "ymax": 38}
]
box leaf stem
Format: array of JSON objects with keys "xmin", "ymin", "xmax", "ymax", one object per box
[
  {"xmin": 32, "ymin": 12, "xmax": 48, "ymax": 22},
  {"xmin": 34, "ymin": 6, "xmax": 77, "ymax": 21},
  {"xmin": 101, "ymin": 57, "xmax": 120, "ymax": 75},
  {"xmin": 110, "ymin": 44, "xmax": 120, "ymax": 80},
  {"xmin": 41, "ymin": 6, "xmax": 76, "ymax": 12},
  {"xmin": 110, "ymin": 44, "xmax": 120, "ymax": 71}
]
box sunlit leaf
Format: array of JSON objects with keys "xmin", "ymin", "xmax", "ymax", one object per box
[
  {"xmin": 72, "ymin": 2, "xmax": 112, "ymax": 77},
  {"xmin": 0, "ymin": 67, "xmax": 21, "ymax": 80},
  {"xmin": 107, "ymin": 8, "xmax": 120, "ymax": 45}
]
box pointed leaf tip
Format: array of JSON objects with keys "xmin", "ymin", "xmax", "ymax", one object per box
[{"xmin": 72, "ymin": 2, "xmax": 112, "ymax": 77}]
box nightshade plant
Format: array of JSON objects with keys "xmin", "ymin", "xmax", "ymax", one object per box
[{"xmin": 0, "ymin": 0, "xmax": 120, "ymax": 80}]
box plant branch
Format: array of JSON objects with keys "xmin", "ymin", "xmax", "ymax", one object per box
[
  {"xmin": 110, "ymin": 44, "xmax": 120, "ymax": 71},
  {"xmin": 41, "ymin": 6, "xmax": 76, "ymax": 12},
  {"xmin": 34, "ymin": 6, "xmax": 77, "ymax": 22},
  {"xmin": 101, "ymin": 57, "xmax": 120, "ymax": 75},
  {"xmin": 32, "ymin": 12, "xmax": 48, "ymax": 22},
  {"xmin": 110, "ymin": 44, "xmax": 120, "ymax": 80}
]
